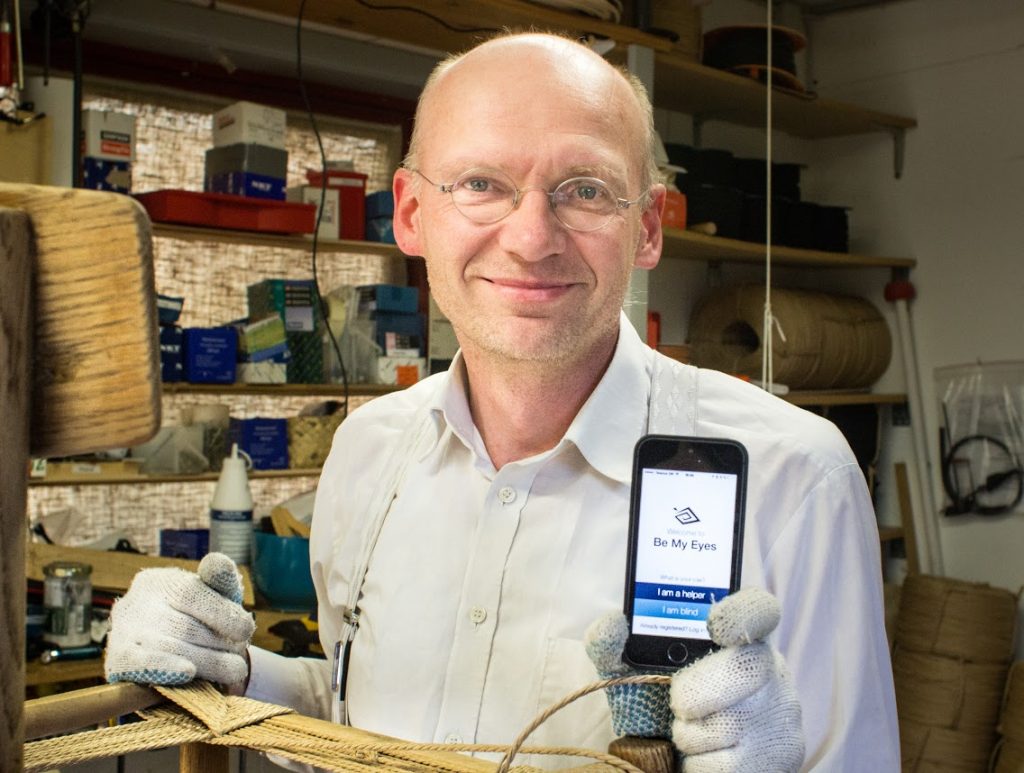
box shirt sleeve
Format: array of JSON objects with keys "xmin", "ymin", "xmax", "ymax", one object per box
[
  {"xmin": 765, "ymin": 462, "xmax": 900, "ymax": 772},
  {"xmin": 245, "ymin": 645, "xmax": 333, "ymax": 719}
]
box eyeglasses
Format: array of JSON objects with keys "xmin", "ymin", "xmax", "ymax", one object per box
[{"xmin": 409, "ymin": 167, "xmax": 648, "ymax": 232}]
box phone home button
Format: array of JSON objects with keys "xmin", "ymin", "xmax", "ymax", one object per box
[{"xmin": 667, "ymin": 642, "xmax": 689, "ymax": 665}]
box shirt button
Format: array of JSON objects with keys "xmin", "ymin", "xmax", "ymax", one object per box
[
  {"xmin": 444, "ymin": 732, "xmax": 463, "ymax": 744},
  {"xmin": 498, "ymin": 486, "xmax": 517, "ymax": 504},
  {"xmin": 469, "ymin": 606, "xmax": 487, "ymax": 624}
]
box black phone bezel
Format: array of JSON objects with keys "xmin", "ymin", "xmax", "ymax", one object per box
[{"xmin": 622, "ymin": 434, "xmax": 748, "ymax": 672}]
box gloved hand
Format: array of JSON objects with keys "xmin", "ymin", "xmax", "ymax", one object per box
[
  {"xmin": 585, "ymin": 588, "xmax": 804, "ymax": 773},
  {"xmin": 105, "ymin": 552, "xmax": 255, "ymax": 687},
  {"xmin": 670, "ymin": 588, "xmax": 804, "ymax": 772}
]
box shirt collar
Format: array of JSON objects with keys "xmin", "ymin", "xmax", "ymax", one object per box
[{"xmin": 427, "ymin": 312, "xmax": 651, "ymax": 483}]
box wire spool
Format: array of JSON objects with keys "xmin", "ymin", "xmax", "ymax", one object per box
[
  {"xmin": 702, "ymin": 25, "xmax": 807, "ymax": 93},
  {"xmin": 894, "ymin": 575, "xmax": 1018, "ymax": 664},
  {"xmin": 892, "ymin": 648, "xmax": 1008, "ymax": 731},
  {"xmin": 687, "ymin": 284, "xmax": 891, "ymax": 390}
]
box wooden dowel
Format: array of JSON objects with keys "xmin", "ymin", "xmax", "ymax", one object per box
[{"xmin": 23, "ymin": 682, "xmax": 163, "ymax": 741}]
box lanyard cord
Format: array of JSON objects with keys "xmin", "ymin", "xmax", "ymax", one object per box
[{"xmin": 761, "ymin": 1, "xmax": 775, "ymax": 392}]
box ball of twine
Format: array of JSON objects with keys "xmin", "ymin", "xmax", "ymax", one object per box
[
  {"xmin": 894, "ymin": 574, "xmax": 1018, "ymax": 664},
  {"xmin": 687, "ymin": 284, "xmax": 891, "ymax": 390},
  {"xmin": 899, "ymin": 716, "xmax": 998, "ymax": 772},
  {"xmin": 999, "ymin": 662, "xmax": 1024, "ymax": 743},
  {"xmin": 893, "ymin": 647, "xmax": 1008, "ymax": 731}
]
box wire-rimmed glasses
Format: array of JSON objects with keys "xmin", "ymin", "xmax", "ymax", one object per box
[{"xmin": 409, "ymin": 167, "xmax": 647, "ymax": 232}]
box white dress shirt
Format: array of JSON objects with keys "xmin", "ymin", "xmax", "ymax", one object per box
[{"xmin": 246, "ymin": 314, "xmax": 899, "ymax": 771}]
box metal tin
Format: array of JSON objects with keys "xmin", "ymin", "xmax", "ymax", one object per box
[{"xmin": 43, "ymin": 561, "xmax": 93, "ymax": 647}]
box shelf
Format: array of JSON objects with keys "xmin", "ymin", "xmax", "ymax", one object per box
[
  {"xmin": 651, "ymin": 54, "xmax": 917, "ymax": 139},
  {"xmin": 152, "ymin": 222, "xmax": 405, "ymax": 257},
  {"xmin": 29, "ymin": 468, "xmax": 323, "ymax": 487},
  {"xmin": 220, "ymin": 1, "xmax": 914, "ymax": 142},
  {"xmin": 662, "ymin": 228, "xmax": 916, "ymax": 270},
  {"xmin": 161, "ymin": 382, "xmax": 402, "ymax": 398},
  {"xmin": 784, "ymin": 391, "xmax": 907, "ymax": 407}
]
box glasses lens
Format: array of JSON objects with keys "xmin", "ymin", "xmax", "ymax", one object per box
[
  {"xmin": 552, "ymin": 178, "xmax": 617, "ymax": 231},
  {"xmin": 450, "ymin": 169, "xmax": 517, "ymax": 223}
]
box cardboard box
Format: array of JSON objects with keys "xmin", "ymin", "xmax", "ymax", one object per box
[
  {"xmin": 213, "ymin": 101, "xmax": 286, "ymax": 149},
  {"xmin": 305, "ymin": 169, "xmax": 367, "ymax": 240},
  {"xmin": 238, "ymin": 314, "xmax": 287, "ymax": 355},
  {"xmin": 287, "ymin": 185, "xmax": 340, "ymax": 241},
  {"xmin": 358, "ymin": 284, "xmax": 419, "ymax": 314},
  {"xmin": 183, "ymin": 326, "xmax": 238, "ymax": 384},
  {"xmin": 83, "ymin": 157, "xmax": 131, "ymax": 193},
  {"xmin": 205, "ymin": 143, "xmax": 289, "ymax": 200},
  {"xmin": 208, "ymin": 171, "xmax": 286, "ymax": 200},
  {"xmin": 373, "ymin": 312, "xmax": 424, "ymax": 352},
  {"xmin": 229, "ymin": 417, "xmax": 289, "ymax": 470},
  {"xmin": 372, "ymin": 356, "xmax": 425, "ymax": 386},
  {"xmin": 248, "ymin": 279, "xmax": 318, "ymax": 333},
  {"xmin": 81, "ymin": 109, "xmax": 135, "ymax": 161}
]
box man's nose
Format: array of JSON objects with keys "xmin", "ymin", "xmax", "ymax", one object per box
[{"xmin": 499, "ymin": 188, "xmax": 566, "ymax": 261}]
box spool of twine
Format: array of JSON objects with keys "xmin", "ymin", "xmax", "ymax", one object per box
[
  {"xmin": 899, "ymin": 716, "xmax": 998, "ymax": 772},
  {"xmin": 687, "ymin": 284, "xmax": 892, "ymax": 389},
  {"xmin": 993, "ymin": 737, "xmax": 1024, "ymax": 773},
  {"xmin": 893, "ymin": 647, "xmax": 1009, "ymax": 731},
  {"xmin": 894, "ymin": 574, "xmax": 1017, "ymax": 663},
  {"xmin": 998, "ymin": 662, "xmax": 1024, "ymax": 742}
]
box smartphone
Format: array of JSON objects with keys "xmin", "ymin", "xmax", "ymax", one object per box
[{"xmin": 623, "ymin": 434, "xmax": 748, "ymax": 671}]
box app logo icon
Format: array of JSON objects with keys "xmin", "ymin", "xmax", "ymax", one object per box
[{"xmin": 674, "ymin": 507, "xmax": 700, "ymax": 525}]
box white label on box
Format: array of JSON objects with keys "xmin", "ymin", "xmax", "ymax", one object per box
[
  {"xmin": 213, "ymin": 101, "xmax": 287, "ymax": 149},
  {"xmin": 82, "ymin": 109, "xmax": 136, "ymax": 161}
]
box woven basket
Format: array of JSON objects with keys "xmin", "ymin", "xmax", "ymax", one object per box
[
  {"xmin": 287, "ymin": 413, "xmax": 344, "ymax": 469},
  {"xmin": 893, "ymin": 647, "xmax": 1009, "ymax": 731},
  {"xmin": 999, "ymin": 662, "xmax": 1024, "ymax": 742},
  {"xmin": 894, "ymin": 574, "xmax": 1017, "ymax": 663},
  {"xmin": 899, "ymin": 716, "xmax": 998, "ymax": 772}
]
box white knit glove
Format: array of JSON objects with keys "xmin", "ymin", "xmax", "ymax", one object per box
[
  {"xmin": 105, "ymin": 552, "xmax": 255, "ymax": 687},
  {"xmin": 671, "ymin": 588, "xmax": 805, "ymax": 773}
]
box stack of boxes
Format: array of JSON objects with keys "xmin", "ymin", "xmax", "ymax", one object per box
[
  {"xmin": 357, "ymin": 284, "xmax": 425, "ymax": 385},
  {"xmin": 157, "ymin": 294, "xmax": 185, "ymax": 382},
  {"xmin": 81, "ymin": 109, "xmax": 136, "ymax": 193},
  {"xmin": 247, "ymin": 279, "xmax": 322, "ymax": 384},
  {"xmin": 305, "ymin": 164, "xmax": 367, "ymax": 240},
  {"xmin": 236, "ymin": 314, "xmax": 289, "ymax": 384},
  {"xmin": 205, "ymin": 101, "xmax": 288, "ymax": 200}
]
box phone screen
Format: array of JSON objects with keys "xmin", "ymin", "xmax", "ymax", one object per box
[
  {"xmin": 630, "ymin": 467, "xmax": 739, "ymax": 641},
  {"xmin": 623, "ymin": 435, "xmax": 747, "ymax": 669}
]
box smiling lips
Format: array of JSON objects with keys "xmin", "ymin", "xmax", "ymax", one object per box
[{"xmin": 484, "ymin": 276, "xmax": 580, "ymax": 304}]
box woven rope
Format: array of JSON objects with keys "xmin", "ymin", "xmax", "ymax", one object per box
[{"xmin": 24, "ymin": 676, "xmax": 670, "ymax": 773}]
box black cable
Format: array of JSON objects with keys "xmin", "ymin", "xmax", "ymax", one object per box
[
  {"xmin": 296, "ymin": 0, "xmax": 349, "ymax": 420},
  {"xmin": 940, "ymin": 432, "xmax": 1024, "ymax": 516},
  {"xmin": 352, "ymin": 0, "xmax": 499, "ymax": 35}
]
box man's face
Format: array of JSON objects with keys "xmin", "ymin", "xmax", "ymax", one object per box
[{"xmin": 394, "ymin": 39, "xmax": 664, "ymax": 366}]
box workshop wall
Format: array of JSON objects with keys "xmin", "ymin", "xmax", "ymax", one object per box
[{"xmin": 799, "ymin": 0, "xmax": 1024, "ymax": 647}]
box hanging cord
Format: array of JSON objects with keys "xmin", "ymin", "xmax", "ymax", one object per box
[
  {"xmin": 296, "ymin": 0, "xmax": 349, "ymax": 419},
  {"xmin": 760, "ymin": 1, "xmax": 775, "ymax": 392}
]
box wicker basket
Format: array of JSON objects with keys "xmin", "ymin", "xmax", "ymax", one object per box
[{"xmin": 287, "ymin": 413, "xmax": 344, "ymax": 469}]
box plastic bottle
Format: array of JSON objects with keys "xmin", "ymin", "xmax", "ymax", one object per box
[{"xmin": 209, "ymin": 443, "xmax": 254, "ymax": 565}]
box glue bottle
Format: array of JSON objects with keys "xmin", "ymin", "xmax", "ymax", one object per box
[{"xmin": 209, "ymin": 443, "xmax": 253, "ymax": 565}]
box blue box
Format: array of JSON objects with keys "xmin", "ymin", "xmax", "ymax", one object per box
[
  {"xmin": 157, "ymin": 294, "xmax": 185, "ymax": 325},
  {"xmin": 365, "ymin": 190, "xmax": 394, "ymax": 219},
  {"xmin": 209, "ymin": 171, "xmax": 286, "ymax": 200},
  {"xmin": 160, "ymin": 528, "xmax": 209, "ymax": 560},
  {"xmin": 160, "ymin": 324, "xmax": 184, "ymax": 382},
  {"xmin": 365, "ymin": 216, "xmax": 395, "ymax": 244},
  {"xmin": 83, "ymin": 157, "xmax": 131, "ymax": 193},
  {"xmin": 358, "ymin": 284, "xmax": 419, "ymax": 314},
  {"xmin": 184, "ymin": 327, "xmax": 238, "ymax": 384},
  {"xmin": 246, "ymin": 340, "xmax": 291, "ymax": 363},
  {"xmin": 374, "ymin": 311, "xmax": 424, "ymax": 352},
  {"xmin": 229, "ymin": 417, "xmax": 289, "ymax": 470}
]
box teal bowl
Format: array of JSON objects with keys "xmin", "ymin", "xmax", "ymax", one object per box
[{"xmin": 251, "ymin": 531, "xmax": 316, "ymax": 611}]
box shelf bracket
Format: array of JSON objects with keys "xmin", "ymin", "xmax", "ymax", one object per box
[{"xmin": 891, "ymin": 127, "xmax": 906, "ymax": 179}]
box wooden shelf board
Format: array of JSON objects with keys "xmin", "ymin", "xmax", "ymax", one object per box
[
  {"xmin": 218, "ymin": 0, "xmax": 673, "ymax": 57},
  {"xmin": 877, "ymin": 526, "xmax": 905, "ymax": 543},
  {"xmin": 662, "ymin": 228, "xmax": 916, "ymax": 270},
  {"xmin": 784, "ymin": 391, "xmax": 907, "ymax": 407},
  {"xmin": 30, "ymin": 468, "xmax": 322, "ymax": 487},
  {"xmin": 152, "ymin": 222, "xmax": 404, "ymax": 257},
  {"xmin": 161, "ymin": 382, "xmax": 402, "ymax": 398},
  {"xmin": 652, "ymin": 54, "xmax": 917, "ymax": 139}
]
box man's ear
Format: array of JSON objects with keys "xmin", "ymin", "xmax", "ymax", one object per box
[
  {"xmin": 633, "ymin": 183, "xmax": 666, "ymax": 270},
  {"xmin": 393, "ymin": 168, "xmax": 423, "ymax": 257}
]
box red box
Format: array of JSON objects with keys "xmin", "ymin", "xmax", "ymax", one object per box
[
  {"xmin": 663, "ymin": 190, "xmax": 687, "ymax": 230},
  {"xmin": 134, "ymin": 190, "xmax": 316, "ymax": 234},
  {"xmin": 305, "ymin": 169, "xmax": 367, "ymax": 240}
]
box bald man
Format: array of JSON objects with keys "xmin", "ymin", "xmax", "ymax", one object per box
[{"xmin": 107, "ymin": 32, "xmax": 898, "ymax": 771}]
